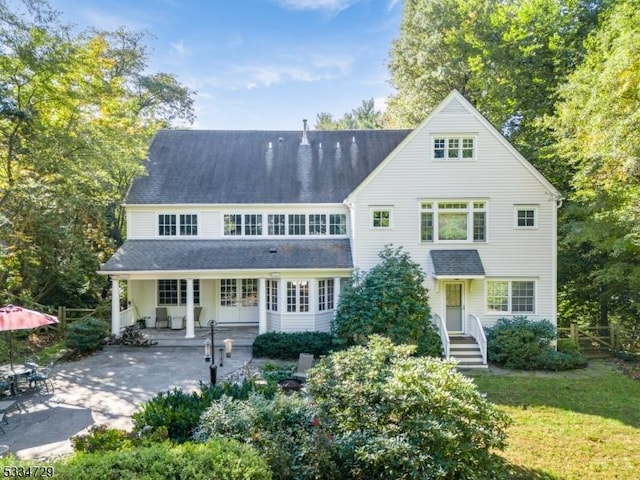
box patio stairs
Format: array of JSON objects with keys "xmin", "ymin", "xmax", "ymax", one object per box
[
  {"xmin": 449, "ymin": 335, "xmax": 487, "ymax": 369},
  {"xmin": 142, "ymin": 326, "xmax": 259, "ymax": 348}
]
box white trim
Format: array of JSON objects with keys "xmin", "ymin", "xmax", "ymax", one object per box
[
  {"xmin": 370, "ymin": 206, "xmax": 393, "ymax": 229},
  {"xmin": 485, "ymin": 278, "xmax": 538, "ymax": 315},
  {"xmin": 514, "ymin": 205, "xmax": 538, "ymax": 229},
  {"xmin": 156, "ymin": 212, "xmax": 201, "ymax": 238}
]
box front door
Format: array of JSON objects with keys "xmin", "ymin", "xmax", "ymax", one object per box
[{"xmin": 445, "ymin": 282, "xmax": 464, "ymax": 332}]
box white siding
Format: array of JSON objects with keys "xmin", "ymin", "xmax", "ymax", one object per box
[
  {"xmin": 351, "ymin": 102, "xmax": 558, "ymax": 328},
  {"xmin": 315, "ymin": 312, "xmax": 333, "ymax": 333},
  {"xmin": 127, "ymin": 211, "xmax": 155, "ymax": 239},
  {"xmin": 281, "ymin": 315, "xmax": 315, "ymax": 332}
]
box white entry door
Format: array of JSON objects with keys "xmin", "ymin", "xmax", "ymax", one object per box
[{"xmin": 445, "ymin": 282, "xmax": 464, "ymax": 332}]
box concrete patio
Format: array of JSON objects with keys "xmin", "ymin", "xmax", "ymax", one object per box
[{"xmin": 0, "ymin": 343, "xmax": 255, "ymax": 460}]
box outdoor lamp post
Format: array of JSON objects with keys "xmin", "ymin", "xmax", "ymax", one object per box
[{"xmin": 204, "ymin": 338, "xmax": 211, "ymax": 362}]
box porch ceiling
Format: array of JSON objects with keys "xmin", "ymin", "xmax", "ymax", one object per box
[
  {"xmin": 429, "ymin": 249, "xmax": 485, "ymax": 279},
  {"xmin": 99, "ymin": 238, "xmax": 353, "ymax": 274}
]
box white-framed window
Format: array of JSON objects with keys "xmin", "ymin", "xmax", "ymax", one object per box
[
  {"xmin": 266, "ymin": 280, "xmax": 278, "ymax": 312},
  {"xmin": 371, "ymin": 208, "xmax": 392, "ymax": 228},
  {"xmin": 268, "ymin": 214, "xmax": 286, "ymax": 236},
  {"xmin": 318, "ymin": 279, "xmax": 335, "ymax": 311},
  {"xmin": 180, "ymin": 214, "xmax": 198, "ymax": 236},
  {"xmin": 420, "ymin": 201, "xmax": 486, "ymax": 242},
  {"xmin": 433, "ymin": 136, "xmax": 475, "ymax": 160},
  {"xmin": 329, "ymin": 214, "xmax": 347, "ymax": 235},
  {"xmin": 158, "ymin": 214, "xmax": 177, "ymax": 236},
  {"xmin": 158, "ymin": 279, "xmax": 200, "ymax": 305},
  {"xmin": 515, "ymin": 206, "xmax": 537, "ymax": 228},
  {"xmin": 223, "ymin": 214, "xmax": 242, "ymax": 236},
  {"xmin": 486, "ymin": 280, "xmax": 536, "ymax": 314},
  {"xmin": 287, "ymin": 281, "xmax": 309, "ymax": 313},
  {"xmin": 244, "ymin": 214, "xmax": 263, "ymax": 236},
  {"xmin": 288, "ymin": 214, "xmax": 306, "ymax": 235},
  {"xmin": 241, "ymin": 279, "xmax": 258, "ymax": 306},
  {"xmin": 220, "ymin": 279, "xmax": 237, "ymax": 306},
  {"xmin": 309, "ymin": 214, "xmax": 327, "ymax": 235}
]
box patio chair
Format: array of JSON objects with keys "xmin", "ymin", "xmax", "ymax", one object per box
[
  {"xmin": 155, "ymin": 307, "xmax": 171, "ymax": 329},
  {"xmin": 28, "ymin": 362, "xmax": 54, "ymax": 394},
  {"xmin": 291, "ymin": 353, "xmax": 315, "ymax": 382},
  {"xmin": 183, "ymin": 306, "xmax": 203, "ymax": 328}
]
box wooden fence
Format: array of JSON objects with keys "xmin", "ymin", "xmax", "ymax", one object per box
[
  {"xmin": 557, "ymin": 324, "xmax": 639, "ymax": 357},
  {"xmin": 56, "ymin": 306, "xmax": 97, "ymax": 329}
]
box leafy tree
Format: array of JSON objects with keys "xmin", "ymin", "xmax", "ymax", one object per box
[
  {"xmin": 0, "ymin": 0, "xmax": 194, "ymax": 307},
  {"xmin": 314, "ymin": 98, "xmax": 382, "ymax": 130},
  {"xmin": 333, "ymin": 245, "xmax": 441, "ymax": 356},
  {"xmin": 550, "ymin": 0, "xmax": 640, "ymax": 329},
  {"xmin": 307, "ymin": 336, "xmax": 511, "ymax": 479}
]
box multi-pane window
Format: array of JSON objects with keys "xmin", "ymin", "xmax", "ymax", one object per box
[
  {"xmin": 224, "ymin": 214, "xmax": 242, "ymax": 236},
  {"xmin": 420, "ymin": 201, "xmax": 486, "ymax": 242},
  {"xmin": 158, "ymin": 279, "xmax": 199, "ymax": 305},
  {"xmin": 309, "ymin": 214, "xmax": 327, "ymax": 235},
  {"xmin": 433, "ymin": 136, "xmax": 475, "ymax": 159},
  {"xmin": 220, "ymin": 279, "xmax": 237, "ymax": 306},
  {"xmin": 158, "ymin": 279, "xmax": 178, "ymax": 305},
  {"xmin": 241, "ymin": 279, "xmax": 258, "ymax": 306},
  {"xmin": 287, "ymin": 281, "xmax": 309, "ymax": 313},
  {"xmin": 288, "ymin": 214, "xmax": 306, "ymax": 235},
  {"xmin": 268, "ymin": 214, "xmax": 286, "ymax": 235},
  {"xmin": 266, "ymin": 280, "xmax": 278, "ymax": 312},
  {"xmin": 372, "ymin": 209, "xmax": 391, "ymax": 228},
  {"xmin": 180, "ymin": 214, "xmax": 198, "ymax": 236},
  {"xmin": 318, "ymin": 279, "xmax": 335, "ymax": 311},
  {"xmin": 179, "ymin": 280, "xmax": 200, "ymax": 304},
  {"xmin": 158, "ymin": 214, "xmax": 176, "ymax": 236},
  {"xmin": 329, "ymin": 214, "xmax": 347, "ymax": 235},
  {"xmin": 487, "ymin": 280, "xmax": 535, "ymax": 314},
  {"xmin": 516, "ymin": 208, "xmax": 536, "ymax": 228},
  {"xmin": 244, "ymin": 214, "xmax": 262, "ymax": 236}
]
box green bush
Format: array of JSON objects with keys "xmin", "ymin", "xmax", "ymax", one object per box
[
  {"xmin": 536, "ymin": 349, "xmax": 588, "ymax": 370},
  {"xmin": 333, "ymin": 245, "xmax": 442, "ymax": 357},
  {"xmin": 486, "ymin": 317, "xmax": 586, "ymax": 370},
  {"xmin": 307, "ymin": 336, "xmax": 511, "ymax": 479},
  {"xmin": 71, "ymin": 425, "xmax": 139, "ymax": 453},
  {"xmin": 133, "ymin": 380, "xmax": 276, "ymax": 443},
  {"xmin": 65, "ymin": 317, "xmax": 110, "ymax": 353},
  {"xmin": 194, "ymin": 394, "xmax": 340, "ymax": 480},
  {"xmin": 56, "ymin": 439, "xmax": 272, "ymax": 479},
  {"xmin": 252, "ymin": 331, "xmax": 334, "ymax": 360}
]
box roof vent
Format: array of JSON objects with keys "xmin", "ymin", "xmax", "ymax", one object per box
[
  {"xmin": 300, "ymin": 119, "xmax": 309, "ymax": 146},
  {"xmin": 269, "ymin": 246, "xmax": 277, "ymax": 253}
]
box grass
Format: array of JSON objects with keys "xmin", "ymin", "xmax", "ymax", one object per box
[{"xmin": 468, "ymin": 361, "xmax": 640, "ymax": 479}]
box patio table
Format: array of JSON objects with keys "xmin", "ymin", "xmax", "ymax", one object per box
[{"xmin": 0, "ymin": 365, "xmax": 36, "ymax": 395}]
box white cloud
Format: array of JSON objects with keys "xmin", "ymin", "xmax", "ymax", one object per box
[{"xmin": 170, "ymin": 40, "xmax": 191, "ymax": 57}]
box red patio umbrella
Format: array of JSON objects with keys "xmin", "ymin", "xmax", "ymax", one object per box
[{"xmin": 0, "ymin": 305, "xmax": 59, "ymax": 368}]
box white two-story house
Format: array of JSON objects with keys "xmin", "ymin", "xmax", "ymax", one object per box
[{"xmin": 100, "ymin": 90, "xmax": 560, "ymax": 366}]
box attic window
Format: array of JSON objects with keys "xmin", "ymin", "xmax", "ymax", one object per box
[{"xmin": 433, "ymin": 136, "xmax": 475, "ymax": 160}]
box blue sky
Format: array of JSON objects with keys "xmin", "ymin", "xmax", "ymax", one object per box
[{"xmin": 47, "ymin": 0, "xmax": 403, "ymax": 130}]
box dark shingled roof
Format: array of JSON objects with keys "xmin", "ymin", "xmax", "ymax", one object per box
[
  {"xmin": 125, "ymin": 129, "xmax": 412, "ymax": 204},
  {"xmin": 429, "ymin": 250, "xmax": 485, "ymax": 277},
  {"xmin": 100, "ymin": 239, "xmax": 353, "ymax": 272}
]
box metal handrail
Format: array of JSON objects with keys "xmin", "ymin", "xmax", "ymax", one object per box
[
  {"xmin": 432, "ymin": 314, "xmax": 450, "ymax": 359},
  {"xmin": 467, "ymin": 314, "xmax": 487, "ymax": 365}
]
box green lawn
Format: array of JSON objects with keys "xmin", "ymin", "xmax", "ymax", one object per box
[{"xmin": 468, "ymin": 361, "xmax": 640, "ymax": 479}]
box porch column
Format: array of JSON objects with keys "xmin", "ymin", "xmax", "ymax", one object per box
[
  {"xmin": 185, "ymin": 278, "xmax": 195, "ymax": 339},
  {"xmin": 333, "ymin": 277, "xmax": 341, "ymax": 319},
  {"xmin": 111, "ymin": 277, "xmax": 120, "ymax": 335},
  {"xmin": 258, "ymin": 277, "xmax": 267, "ymax": 335}
]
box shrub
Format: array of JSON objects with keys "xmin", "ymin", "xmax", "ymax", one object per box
[
  {"xmin": 307, "ymin": 336, "xmax": 511, "ymax": 479},
  {"xmin": 194, "ymin": 394, "xmax": 340, "ymax": 480},
  {"xmin": 65, "ymin": 317, "xmax": 110, "ymax": 353},
  {"xmin": 485, "ymin": 316, "xmax": 556, "ymax": 369},
  {"xmin": 252, "ymin": 331, "xmax": 334, "ymax": 360},
  {"xmin": 536, "ymin": 349, "xmax": 588, "ymax": 370},
  {"xmin": 486, "ymin": 317, "xmax": 587, "ymax": 370},
  {"xmin": 133, "ymin": 380, "xmax": 276, "ymax": 443},
  {"xmin": 71, "ymin": 425, "xmax": 139, "ymax": 453},
  {"xmin": 56, "ymin": 439, "xmax": 272, "ymax": 479},
  {"xmin": 333, "ymin": 245, "xmax": 441, "ymax": 357}
]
